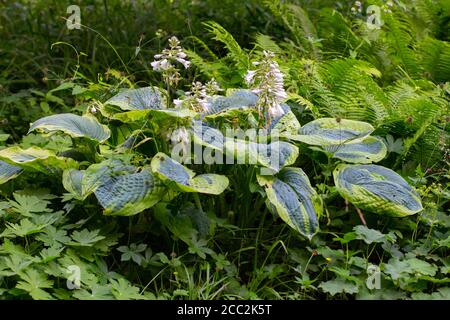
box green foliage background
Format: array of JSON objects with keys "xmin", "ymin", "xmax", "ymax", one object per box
[{"xmin": 0, "ymin": 0, "xmax": 448, "ymax": 300}]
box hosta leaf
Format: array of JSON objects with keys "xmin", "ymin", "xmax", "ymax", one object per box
[
  {"xmin": 192, "ymin": 121, "xmax": 224, "ymax": 151},
  {"xmin": 82, "ymin": 160, "xmax": 135, "ymax": 196},
  {"xmin": 269, "ymin": 104, "xmax": 301, "ymax": 136},
  {"xmin": 82, "ymin": 160, "xmax": 165, "ymax": 216},
  {"xmin": 324, "ymin": 136, "xmax": 387, "ymax": 163},
  {"xmin": 224, "ymin": 138, "xmax": 298, "ymax": 173},
  {"xmin": 0, "ymin": 160, "xmax": 22, "ymax": 184},
  {"xmin": 204, "ymin": 89, "xmax": 258, "ymax": 118},
  {"xmin": 95, "ymin": 168, "xmax": 165, "ymax": 216},
  {"xmin": 28, "ymin": 113, "xmax": 110, "ymax": 143},
  {"xmin": 105, "ymin": 86, "xmax": 166, "ymax": 110},
  {"xmin": 286, "ymin": 118, "xmax": 374, "ymax": 146},
  {"xmin": 151, "ymin": 152, "xmax": 228, "ymax": 195},
  {"xmin": 0, "ymin": 146, "xmax": 78, "ymax": 172},
  {"xmin": 257, "ymin": 167, "xmax": 321, "ymax": 240},
  {"xmin": 62, "ymin": 169, "xmax": 85, "ymax": 199},
  {"xmin": 333, "ymin": 164, "xmax": 423, "ymax": 217},
  {"xmin": 113, "ymin": 108, "xmax": 196, "ymax": 123}
]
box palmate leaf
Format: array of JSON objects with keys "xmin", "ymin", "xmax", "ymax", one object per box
[
  {"xmin": 16, "ymin": 269, "xmax": 53, "ymax": 300},
  {"xmin": 80, "ymin": 160, "xmax": 166, "ymax": 216},
  {"xmin": 28, "ymin": 113, "xmax": 110, "ymax": 143},
  {"xmin": 0, "ymin": 146, "xmax": 78, "ymax": 173},
  {"xmin": 323, "ymin": 136, "xmax": 387, "ymax": 163},
  {"xmin": 333, "ymin": 164, "xmax": 423, "ymax": 217},
  {"xmin": 285, "ymin": 118, "xmax": 374, "ymax": 146},
  {"xmin": 150, "ymin": 152, "xmax": 229, "ymax": 195},
  {"xmin": 0, "ymin": 160, "xmax": 22, "ymax": 184},
  {"xmin": 257, "ymin": 167, "xmax": 321, "ymax": 240}
]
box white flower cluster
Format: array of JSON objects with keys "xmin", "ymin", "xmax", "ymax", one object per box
[
  {"xmin": 174, "ymin": 78, "xmax": 222, "ymax": 113},
  {"xmin": 245, "ymin": 51, "xmax": 287, "ymax": 123},
  {"xmin": 151, "ymin": 36, "xmax": 190, "ymax": 86}
]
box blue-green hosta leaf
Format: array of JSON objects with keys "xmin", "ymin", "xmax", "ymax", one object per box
[
  {"xmin": 94, "ymin": 168, "xmax": 165, "ymax": 216},
  {"xmin": 82, "ymin": 160, "xmax": 136, "ymax": 196},
  {"xmin": 324, "ymin": 136, "xmax": 387, "ymax": 163},
  {"xmin": 192, "ymin": 122, "xmax": 224, "ymax": 151},
  {"xmin": 28, "ymin": 113, "xmax": 110, "ymax": 143},
  {"xmin": 204, "ymin": 89, "xmax": 258, "ymax": 119},
  {"xmin": 257, "ymin": 167, "xmax": 321, "ymax": 240},
  {"xmin": 224, "ymin": 138, "xmax": 298, "ymax": 173},
  {"xmin": 150, "ymin": 152, "xmax": 228, "ymax": 195},
  {"xmin": 0, "ymin": 146, "xmax": 78, "ymax": 172},
  {"xmin": 62, "ymin": 169, "xmax": 85, "ymax": 200},
  {"xmin": 285, "ymin": 118, "xmax": 374, "ymax": 146},
  {"xmin": 80, "ymin": 160, "xmax": 165, "ymax": 216},
  {"xmin": 113, "ymin": 108, "xmax": 196, "ymax": 123},
  {"xmin": 269, "ymin": 104, "xmax": 301, "ymax": 136},
  {"xmin": 0, "ymin": 160, "xmax": 22, "ymax": 184},
  {"xmin": 105, "ymin": 86, "xmax": 167, "ymax": 110},
  {"xmin": 333, "ymin": 164, "xmax": 423, "ymax": 217}
]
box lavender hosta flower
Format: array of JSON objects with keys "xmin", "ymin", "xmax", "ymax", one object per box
[
  {"xmin": 151, "ymin": 36, "xmax": 190, "ymax": 86},
  {"xmin": 245, "ymin": 50, "xmax": 287, "ymax": 126},
  {"xmin": 173, "ymin": 79, "xmax": 220, "ymax": 112}
]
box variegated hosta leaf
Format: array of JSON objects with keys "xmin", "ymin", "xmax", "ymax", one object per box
[
  {"xmin": 192, "ymin": 121, "xmax": 224, "ymax": 151},
  {"xmin": 269, "ymin": 104, "xmax": 301, "ymax": 136},
  {"xmin": 324, "ymin": 136, "xmax": 387, "ymax": 163},
  {"xmin": 285, "ymin": 118, "xmax": 374, "ymax": 146},
  {"xmin": 191, "ymin": 121, "xmax": 298, "ymax": 172},
  {"xmin": 62, "ymin": 169, "xmax": 85, "ymax": 199},
  {"xmin": 0, "ymin": 160, "xmax": 22, "ymax": 184},
  {"xmin": 28, "ymin": 113, "xmax": 110, "ymax": 143},
  {"xmin": 82, "ymin": 160, "xmax": 136, "ymax": 196},
  {"xmin": 204, "ymin": 89, "xmax": 258, "ymax": 119},
  {"xmin": 105, "ymin": 86, "xmax": 167, "ymax": 111},
  {"xmin": 257, "ymin": 167, "xmax": 321, "ymax": 240},
  {"xmin": 81, "ymin": 160, "xmax": 165, "ymax": 216},
  {"xmin": 224, "ymin": 138, "xmax": 299, "ymax": 173},
  {"xmin": 150, "ymin": 152, "xmax": 228, "ymax": 195},
  {"xmin": 0, "ymin": 146, "xmax": 78, "ymax": 173},
  {"xmin": 95, "ymin": 168, "xmax": 164, "ymax": 216},
  {"xmin": 333, "ymin": 164, "xmax": 423, "ymax": 217},
  {"xmin": 112, "ymin": 108, "xmax": 196, "ymax": 123}
]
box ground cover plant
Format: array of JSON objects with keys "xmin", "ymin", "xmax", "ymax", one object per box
[{"xmin": 0, "ymin": 0, "xmax": 448, "ymax": 300}]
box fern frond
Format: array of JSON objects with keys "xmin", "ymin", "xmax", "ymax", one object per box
[{"xmin": 202, "ymin": 21, "xmax": 249, "ymax": 73}]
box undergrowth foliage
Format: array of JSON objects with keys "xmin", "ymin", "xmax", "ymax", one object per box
[{"xmin": 0, "ymin": 0, "xmax": 448, "ymax": 300}]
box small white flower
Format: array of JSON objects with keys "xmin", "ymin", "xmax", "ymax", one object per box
[
  {"xmin": 176, "ymin": 58, "xmax": 190, "ymax": 69},
  {"xmin": 173, "ymin": 99, "xmax": 184, "ymax": 107},
  {"xmin": 245, "ymin": 70, "xmax": 256, "ymax": 85},
  {"xmin": 355, "ymin": 1, "xmax": 362, "ymax": 7},
  {"xmin": 268, "ymin": 103, "xmax": 285, "ymax": 118}
]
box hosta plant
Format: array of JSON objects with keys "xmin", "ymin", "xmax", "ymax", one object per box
[{"xmin": 0, "ymin": 44, "xmax": 423, "ymax": 242}]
